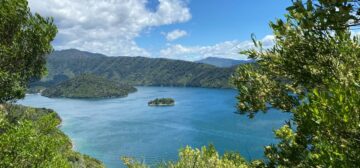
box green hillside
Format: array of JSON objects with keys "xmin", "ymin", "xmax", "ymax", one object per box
[
  {"xmin": 0, "ymin": 104, "xmax": 105, "ymax": 168},
  {"xmin": 30, "ymin": 49, "xmax": 236, "ymax": 89},
  {"xmin": 41, "ymin": 74, "xmax": 137, "ymax": 99}
]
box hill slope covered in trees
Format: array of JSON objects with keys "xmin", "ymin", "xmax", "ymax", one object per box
[
  {"xmin": 30, "ymin": 49, "xmax": 236, "ymax": 89},
  {"xmin": 42, "ymin": 74, "xmax": 137, "ymax": 99},
  {"xmin": 0, "ymin": 104, "xmax": 105, "ymax": 167}
]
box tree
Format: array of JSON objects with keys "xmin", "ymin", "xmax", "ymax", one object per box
[
  {"xmin": 231, "ymin": 0, "xmax": 360, "ymax": 167},
  {"xmin": 264, "ymin": 84, "xmax": 360, "ymax": 167},
  {"xmin": 0, "ymin": 0, "xmax": 57, "ymax": 103},
  {"xmin": 0, "ymin": 1, "xmax": 108, "ymax": 168},
  {"xmin": 0, "ymin": 104, "xmax": 106, "ymax": 168},
  {"xmin": 0, "ymin": 111, "xmax": 71, "ymax": 168},
  {"xmin": 121, "ymin": 145, "xmax": 258, "ymax": 168},
  {"xmin": 232, "ymin": 0, "xmax": 360, "ymax": 117}
]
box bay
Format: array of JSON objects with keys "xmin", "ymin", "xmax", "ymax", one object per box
[{"xmin": 18, "ymin": 87, "xmax": 290, "ymax": 168}]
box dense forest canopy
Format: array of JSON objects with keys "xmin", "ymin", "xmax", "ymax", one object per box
[
  {"xmin": 29, "ymin": 49, "xmax": 236, "ymax": 89},
  {"xmin": 41, "ymin": 74, "xmax": 137, "ymax": 99},
  {"xmin": 0, "ymin": 104, "xmax": 105, "ymax": 168}
]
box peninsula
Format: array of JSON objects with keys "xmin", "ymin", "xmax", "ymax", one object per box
[{"xmin": 41, "ymin": 74, "xmax": 137, "ymax": 99}]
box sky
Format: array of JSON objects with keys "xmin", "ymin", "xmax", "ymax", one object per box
[{"xmin": 28, "ymin": 0, "xmax": 291, "ymax": 61}]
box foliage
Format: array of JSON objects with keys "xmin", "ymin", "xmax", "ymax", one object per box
[
  {"xmin": 0, "ymin": 113, "xmax": 70, "ymax": 168},
  {"xmin": 0, "ymin": 0, "xmax": 57, "ymax": 103},
  {"xmin": 231, "ymin": 0, "xmax": 360, "ymax": 117},
  {"xmin": 41, "ymin": 74, "xmax": 137, "ymax": 99},
  {"xmin": 148, "ymin": 98, "xmax": 175, "ymax": 106},
  {"xmin": 229, "ymin": 0, "xmax": 360, "ymax": 167},
  {"xmin": 0, "ymin": 104, "xmax": 105, "ymax": 168},
  {"xmin": 122, "ymin": 145, "xmax": 264, "ymax": 168},
  {"xmin": 0, "ymin": 1, "xmax": 104, "ymax": 167},
  {"xmin": 29, "ymin": 49, "xmax": 236, "ymax": 89},
  {"xmin": 265, "ymin": 84, "xmax": 360, "ymax": 167},
  {"xmin": 67, "ymin": 152, "xmax": 105, "ymax": 168},
  {"xmin": 121, "ymin": 157, "xmax": 149, "ymax": 168}
]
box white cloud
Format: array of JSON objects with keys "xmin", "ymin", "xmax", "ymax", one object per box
[
  {"xmin": 28, "ymin": 0, "xmax": 191, "ymax": 56},
  {"xmin": 351, "ymin": 30, "xmax": 360, "ymax": 37},
  {"xmin": 159, "ymin": 35, "xmax": 275, "ymax": 61},
  {"xmin": 165, "ymin": 29, "xmax": 187, "ymax": 41}
]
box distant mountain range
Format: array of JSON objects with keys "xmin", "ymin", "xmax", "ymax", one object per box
[
  {"xmin": 196, "ymin": 57, "xmax": 254, "ymax": 67},
  {"xmin": 30, "ymin": 49, "xmax": 239, "ymax": 89}
]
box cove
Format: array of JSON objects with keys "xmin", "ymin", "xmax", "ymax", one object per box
[{"xmin": 18, "ymin": 87, "xmax": 291, "ymax": 168}]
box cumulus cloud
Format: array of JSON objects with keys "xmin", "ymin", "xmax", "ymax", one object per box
[
  {"xmin": 28, "ymin": 0, "xmax": 191, "ymax": 56},
  {"xmin": 159, "ymin": 35, "xmax": 275, "ymax": 61},
  {"xmin": 165, "ymin": 29, "xmax": 187, "ymax": 41}
]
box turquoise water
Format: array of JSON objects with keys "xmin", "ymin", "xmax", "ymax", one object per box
[{"xmin": 18, "ymin": 87, "xmax": 290, "ymax": 168}]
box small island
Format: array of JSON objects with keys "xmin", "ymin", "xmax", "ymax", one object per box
[
  {"xmin": 41, "ymin": 74, "xmax": 137, "ymax": 99},
  {"xmin": 148, "ymin": 98, "xmax": 175, "ymax": 106}
]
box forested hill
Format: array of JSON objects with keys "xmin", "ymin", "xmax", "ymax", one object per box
[
  {"xmin": 38, "ymin": 49, "xmax": 236, "ymax": 88},
  {"xmin": 42, "ymin": 74, "xmax": 137, "ymax": 99}
]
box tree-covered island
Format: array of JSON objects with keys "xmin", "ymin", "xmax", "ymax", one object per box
[
  {"xmin": 41, "ymin": 74, "xmax": 137, "ymax": 99},
  {"xmin": 148, "ymin": 98, "xmax": 175, "ymax": 106}
]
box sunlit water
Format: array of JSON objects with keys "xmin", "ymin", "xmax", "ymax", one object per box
[{"xmin": 18, "ymin": 87, "xmax": 290, "ymax": 168}]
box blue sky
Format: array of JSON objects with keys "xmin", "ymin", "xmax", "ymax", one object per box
[
  {"xmin": 139, "ymin": 0, "xmax": 290, "ymax": 45},
  {"xmin": 29, "ymin": 0, "xmax": 291, "ymax": 61}
]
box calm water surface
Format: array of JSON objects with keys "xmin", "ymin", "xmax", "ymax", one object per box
[{"xmin": 18, "ymin": 87, "xmax": 290, "ymax": 168}]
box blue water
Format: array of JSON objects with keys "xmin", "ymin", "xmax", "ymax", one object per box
[{"xmin": 18, "ymin": 87, "xmax": 290, "ymax": 168}]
